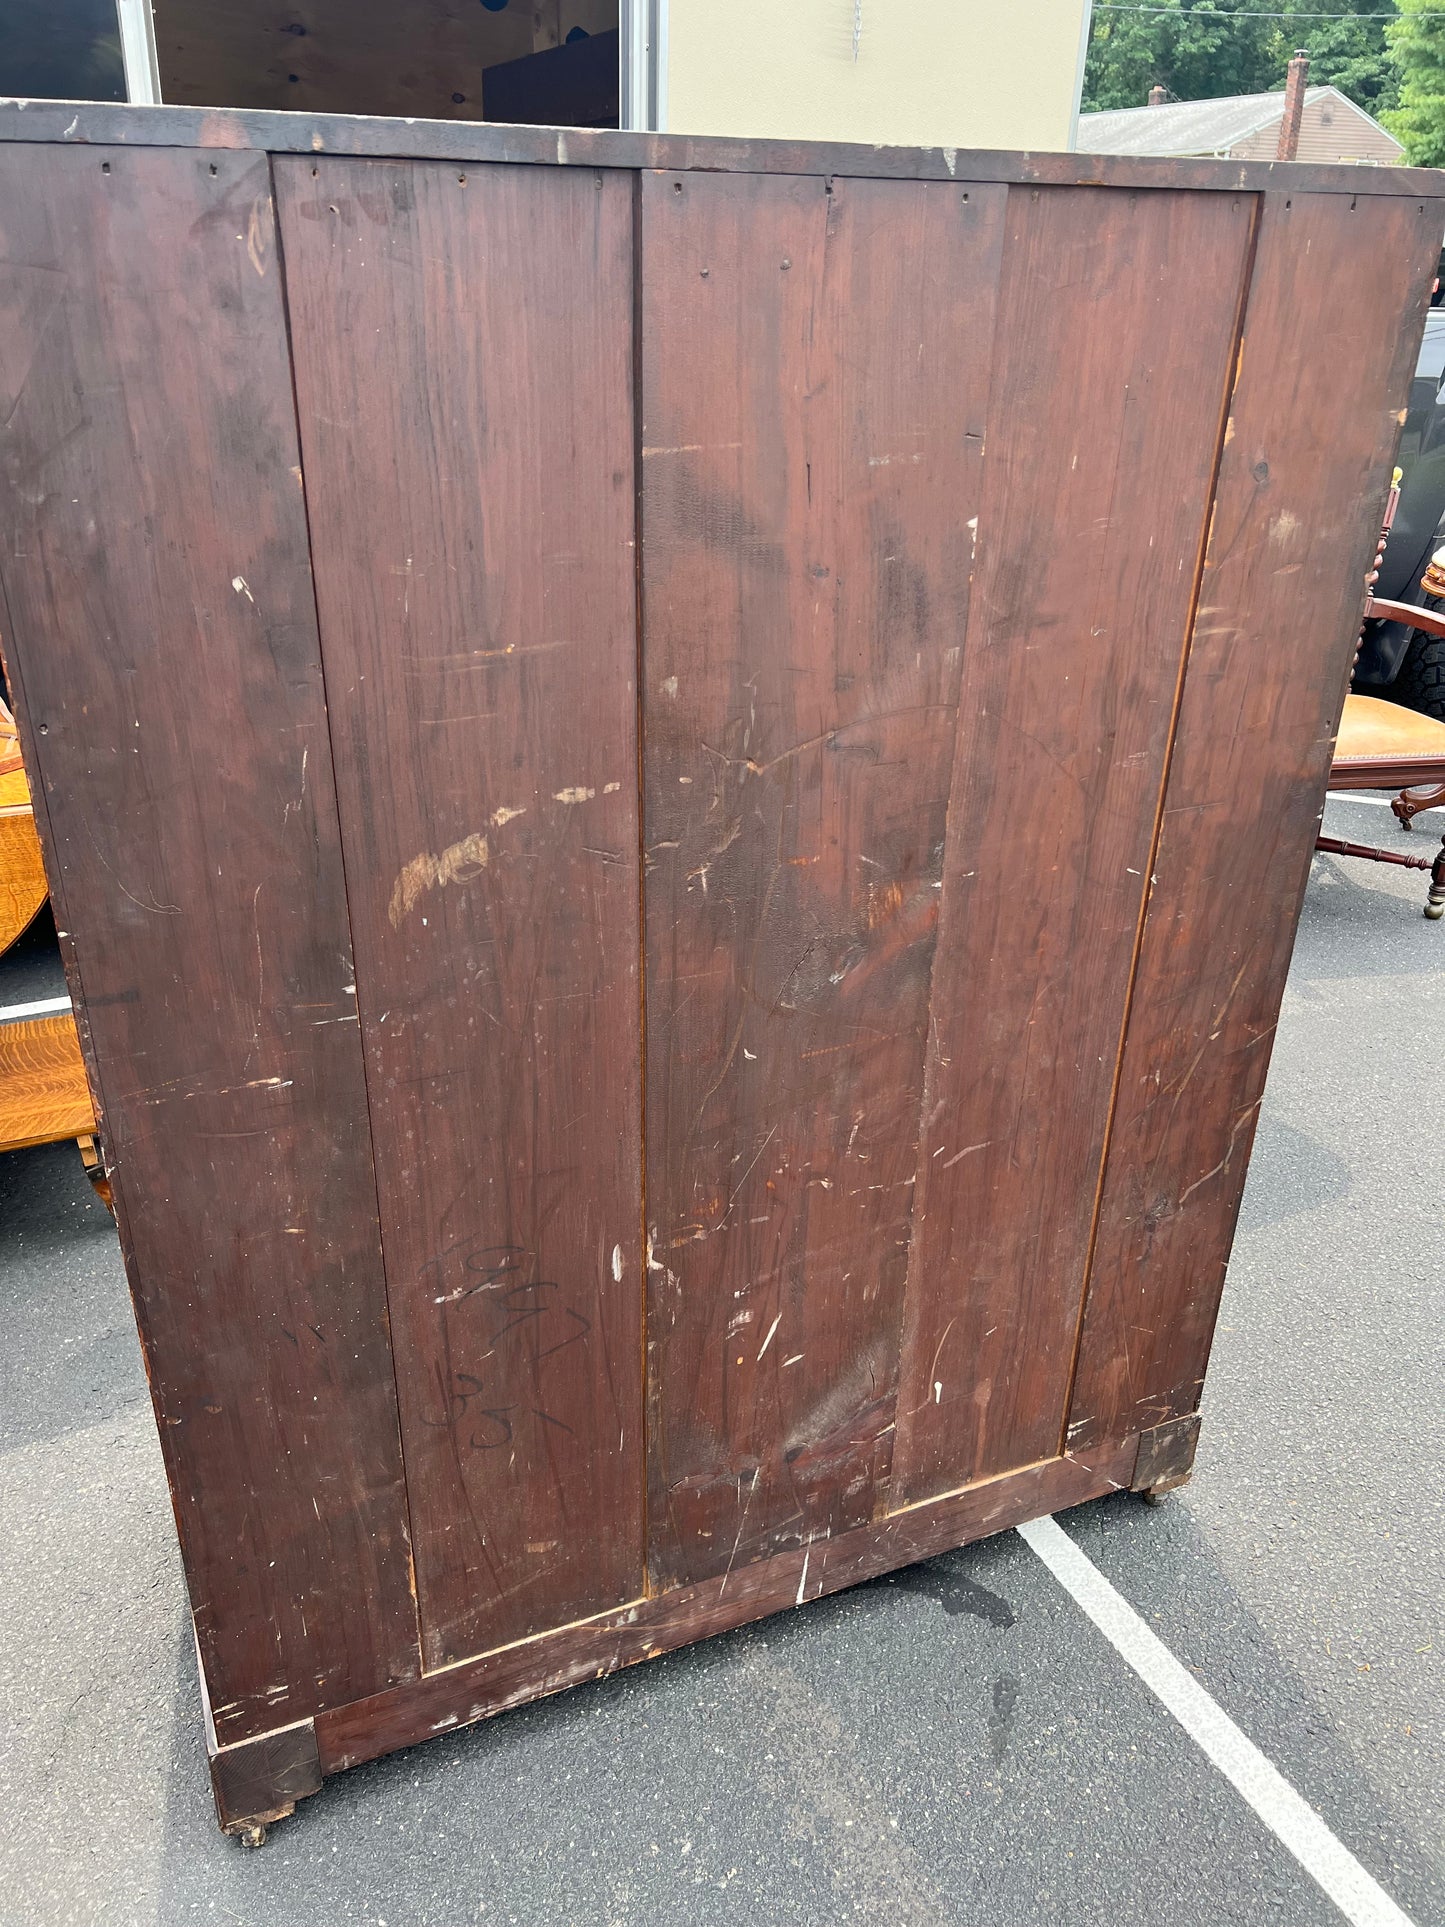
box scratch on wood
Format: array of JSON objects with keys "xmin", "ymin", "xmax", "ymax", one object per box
[
  {"xmin": 245, "ymin": 197, "xmax": 269, "ymax": 277},
  {"xmin": 388, "ymin": 831, "xmax": 489, "ymax": 928}
]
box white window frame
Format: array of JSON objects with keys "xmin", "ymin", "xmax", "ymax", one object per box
[
  {"xmin": 1068, "ymin": 0, "xmax": 1095, "ymax": 152},
  {"xmin": 116, "ymin": 0, "xmax": 161, "ymax": 103},
  {"xmin": 620, "ymin": 0, "xmax": 666, "ymax": 132}
]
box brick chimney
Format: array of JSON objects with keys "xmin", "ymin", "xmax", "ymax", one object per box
[
  {"xmin": 1148, "ymin": 84, "xmax": 1167, "ymax": 107},
  {"xmin": 1277, "ymin": 48, "xmax": 1309, "ymax": 162}
]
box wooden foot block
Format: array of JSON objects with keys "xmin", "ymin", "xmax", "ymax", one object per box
[
  {"xmin": 1131, "ymin": 1413, "xmax": 1202, "ymax": 1496},
  {"xmin": 209, "ymin": 1721, "xmax": 322, "ymax": 1840}
]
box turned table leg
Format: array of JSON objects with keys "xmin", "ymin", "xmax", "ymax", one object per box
[{"xmin": 1427, "ymin": 834, "xmax": 1445, "ymax": 920}]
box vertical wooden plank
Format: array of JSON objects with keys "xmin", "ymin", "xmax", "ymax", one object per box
[
  {"xmin": 641, "ymin": 169, "xmax": 1006, "ymax": 1590},
  {"xmin": 0, "ymin": 144, "xmax": 418, "ymax": 1740},
  {"xmin": 273, "ymin": 156, "xmax": 643, "ymax": 1667},
  {"xmin": 890, "ymin": 184, "xmax": 1258, "ymax": 1507},
  {"xmin": 1067, "ymin": 190, "xmax": 1441, "ymax": 1452}
]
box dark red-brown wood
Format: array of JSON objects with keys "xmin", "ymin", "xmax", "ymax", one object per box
[
  {"xmin": 1066, "ymin": 189, "xmax": 1444, "ymax": 1450},
  {"xmin": 274, "ymin": 154, "xmax": 645, "ymax": 1668},
  {"xmin": 639, "ymin": 167, "xmax": 1005, "ymax": 1588},
  {"xmin": 1, "ymin": 104, "xmax": 1438, "ymax": 1837},
  {"xmin": 316, "ymin": 1429, "xmax": 1140, "ymax": 1777},
  {"xmin": 890, "ymin": 183, "xmax": 1256, "ymax": 1505},
  {"xmin": 2, "ymin": 97, "xmax": 1441, "ymax": 200},
  {"xmin": 0, "ymin": 142, "xmax": 418, "ymax": 1743}
]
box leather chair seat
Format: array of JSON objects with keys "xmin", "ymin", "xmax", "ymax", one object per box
[{"xmin": 1335, "ymin": 693, "xmax": 1445, "ymax": 765}]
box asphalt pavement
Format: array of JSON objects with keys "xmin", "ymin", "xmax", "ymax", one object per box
[{"xmin": 1, "ymin": 791, "xmax": 1441, "ymax": 1927}]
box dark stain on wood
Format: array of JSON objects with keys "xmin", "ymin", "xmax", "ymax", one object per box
[
  {"xmin": 0, "ymin": 143, "xmax": 420, "ymax": 1746},
  {"xmin": 209, "ymin": 1719, "xmax": 323, "ymax": 1836},
  {"xmin": 316, "ymin": 1434, "xmax": 1138, "ymax": 1776},
  {"xmin": 639, "ymin": 169, "xmax": 1005, "ymax": 1588},
  {"xmin": 1, "ymin": 107, "xmax": 1437, "ymax": 1833},
  {"xmin": 1066, "ymin": 189, "xmax": 1442, "ymax": 1452},
  {"xmin": 273, "ymin": 154, "xmax": 645, "ymax": 1668},
  {"xmin": 891, "ymin": 184, "xmax": 1258, "ymax": 1505}
]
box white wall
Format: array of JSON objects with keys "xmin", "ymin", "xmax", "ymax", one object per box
[{"xmin": 664, "ymin": 0, "xmax": 1092, "ymax": 151}]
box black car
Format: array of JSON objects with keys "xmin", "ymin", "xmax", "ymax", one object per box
[{"xmin": 1353, "ymin": 304, "xmax": 1445, "ymax": 719}]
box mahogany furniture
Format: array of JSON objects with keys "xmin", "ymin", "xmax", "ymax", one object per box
[
  {"xmin": 1315, "ymin": 483, "xmax": 1445, "ymax": 915},
  {"xmin": 1321, "ymin": 662, "xmax": 1445, "ymax": 917},
  {"xmin": 1, "ymin": 99, "xmax": 1440, "ymax": 1841}
]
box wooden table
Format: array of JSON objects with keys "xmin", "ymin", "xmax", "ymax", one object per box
[{"xmin": 1, "ymin": 701, "xmax": 96, "ymax": 1166}]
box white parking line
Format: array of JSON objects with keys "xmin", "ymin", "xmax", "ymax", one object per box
[
  {"xmin": 1325, "ymin": 792, "xmax": 1438, "ymax": 814},
  {"xmin": 0, "ymin": 995, "xmax": 71, "ymax": 1021},
  {"xmin": 1019, "ymin": 1514, "xmax": 1416, "ymax": 1927}
]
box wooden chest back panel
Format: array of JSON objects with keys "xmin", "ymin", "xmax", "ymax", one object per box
[
  {"xmin": 890, "ymin": 183, "xmax": 1258, "ymax": 1505},
  {"xmin": 273, "ymin": 156, "xmax": 645, "ymax": 1669},
  {"xmin": 1, "ymin": 114, "xmax": 1437, "ymax": 1752},
  {"xmin": 0, "ymin": 143, "xmax": 419, "ymax": 1742},
  {"xmin": 638, "ymin": 168, "xmax": 1005, "ymax": 1588},
  {"xmin": 1068, "ymin": 189, "xmax": 1443, "ymax": 1449}
]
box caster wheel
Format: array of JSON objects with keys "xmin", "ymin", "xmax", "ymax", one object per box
[
  {"xmin": 1425, "ymin": 900, "xmax": 1444, "ymax": 921},
  {"xmin": 238, "ymin": 1824, "xmax": 268, "ymax": 1849},
  {"xmin": 1140, "ymin": 1487, "xmax": 1171, "ymax": 1507}
]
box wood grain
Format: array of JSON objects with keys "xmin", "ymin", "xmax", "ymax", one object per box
[
  {"xmin": 0, "ymin": 144, "xmax": 418, "ymax": 1742},
  {"xmin": 208, "ymin": 1719, "xmax": 322, "ymax": 1836},
  {"xmin": 0, "ymin": 808, "xmax": 48, "ymax": 955},
  {"xmin": 639, "ymin": 168, "xmax": 1006, "ymax": 1588},
  {"xmin": 2, "ymin": 100, "xmax": 1441, "ymax": 202},
  {"xmin": 890, "ymin": 184, "xmax": 1257, "ymax": 1506},
  {"xmin": 1066, "ymin": 190, "xmax": 1442, "ymax": 1450},
  {"xmin": 317, "ymin": 1430, "xmax": 1139, "ymax": 1776},
  {"xmin": 3, "ymin": 117, "xmax": 1438, "ymax": 1830},
  {"xmin": 0, "ymin": 1013, "xmax": 93, "ymax": 1150},
  {"xmin": 274, "ymin": 155, "xmax": 644, "ymax": 1667}
]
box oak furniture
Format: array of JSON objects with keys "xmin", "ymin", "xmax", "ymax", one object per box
[{"xmin": 0, "ymin": 697, "xmax": 99, "ymax": 1168}]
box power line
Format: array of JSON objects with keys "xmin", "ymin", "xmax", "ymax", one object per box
[{"xmin": 1094, "ymin": 4, "xmax": 1411, "ymax": 16}]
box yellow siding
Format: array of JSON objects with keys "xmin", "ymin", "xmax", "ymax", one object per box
[{"xmin": 664, "ymin": 0, "xmax": 1090, "ymax": 151}]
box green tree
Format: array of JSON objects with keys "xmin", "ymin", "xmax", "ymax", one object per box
[
  {"xmin": 1384, "ymin": 0, "xmax": 1445, "ymax": 161},
  {"xmin": 1292, "ymin": 2, "xmax": 1398, "ymax": 118},
  {"xmin": 1083, "ymin": 2, "xmax": 1399, "ymax": 119},
  {"xmin": 1083, "ymin": 2, "xmax": 1281, "ymax": 113}
]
